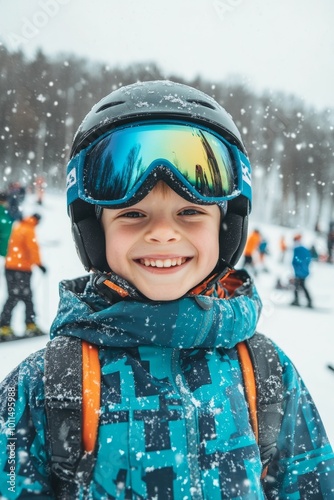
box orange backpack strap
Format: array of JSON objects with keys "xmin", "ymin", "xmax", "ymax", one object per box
[
  {"xmin": 237, "ymin": 333, "xmax": 284, "ymax": 477},
  {"xmin": 82, "ymin": 340, "xmax": 101, "ymax": 453},
  {"xmin": 236, "ymin": 341, "xmax": 259, "ymax": 441},
  {"xmin": 45, "ymin": 336, "xmax": 101, "ymax": 497}
]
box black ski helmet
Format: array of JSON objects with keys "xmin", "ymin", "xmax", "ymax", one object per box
[{"xmin": 67, "ymin": 80, "xmax": 251, "ymax": 278}]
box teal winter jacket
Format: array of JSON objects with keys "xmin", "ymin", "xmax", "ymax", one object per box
[
  {"xmin": 0, "ymin": 271, "xmax": 333, "ymax": 499},
  {"xmin": 0, "ymin": 204, "xmax": 13, "ymax": 257}
]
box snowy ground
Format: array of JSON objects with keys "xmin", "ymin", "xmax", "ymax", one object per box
[{"xmin": 0, "ymin": 192, "xmax": 333, "ymax": 446}]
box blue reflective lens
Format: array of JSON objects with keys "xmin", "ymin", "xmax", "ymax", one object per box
[{"xmin": 66, "ymin": 122, "xmax": 251, "ymax": 208}]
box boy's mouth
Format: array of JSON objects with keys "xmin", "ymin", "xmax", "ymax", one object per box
[{"xmin": 138, "ymin": 257, "xmax": 188, "ymax": 268}]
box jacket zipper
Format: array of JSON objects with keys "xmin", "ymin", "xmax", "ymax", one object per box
[{"xmin": 171, "ymin": 348, "xmax": 204, "ymax": 500}]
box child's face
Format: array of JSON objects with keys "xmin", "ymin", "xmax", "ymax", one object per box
[{"xmin": 101, "ymin": 183, "xmax": 220, "ymax": 300}]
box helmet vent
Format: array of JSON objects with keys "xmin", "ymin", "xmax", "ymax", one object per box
[
  {"xmin": 96, "ymin": 101, "xmax": 125, "ymax": 113},
  {"xmin": 186, "ymin": 99, "xmax": 216, "ymax": 110}
]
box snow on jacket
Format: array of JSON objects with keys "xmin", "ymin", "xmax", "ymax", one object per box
[
  {"xmin": 0, "ymin": 272, "xmax": 333, "ymax": 499},
  {"xmin": 5, "ymin": 216, "xmax": 42, "ymax": 272},
  {"xmin": 292, "ymin": 244, "xmax": 312, "ymax": 279}
]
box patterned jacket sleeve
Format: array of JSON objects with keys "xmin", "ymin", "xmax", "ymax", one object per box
[
  {"xmin": 0, "ymin": 350, "xmax": 53, "ymax": 499},
  {"xmin": 263, "ymin": 344, "xmax": 334, "ymax": 498}
]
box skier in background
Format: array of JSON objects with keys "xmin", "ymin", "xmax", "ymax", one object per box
[
  {"xmin": 279, "ymin": 234, "xmax": 287, "ymax": 263},
  {"xmin": 327, "ymin": 221, "xmax": 334, "ymax": 263},
  {"xmin": 7, "ymin": 181, "xmax": 26, "ymax": 221},
  {"xmin": 35, "ymin": 175, "xmax": 46, "ymax": 205},
  {"xmin": 291, "ymin": 233, "xmax": 313, "ymax": 308},
  {"xmin": 242, "ymin": 228, "xmax": 261, "ymax": 275},
  {"xmin": 0, "ymin": 191, "xmax": 13, "ymax": 258},
  {"xmin": 258, "ymin": 236, "xmax": 269, "ymax": 272},
  {"xmin": 0, "ymin": 213, "xmax": 47, "ymax": 340}
]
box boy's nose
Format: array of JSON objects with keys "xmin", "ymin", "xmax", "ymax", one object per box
[{"xmin": 144, "ymin": 217, "xmax": 181, "ymax": 244}]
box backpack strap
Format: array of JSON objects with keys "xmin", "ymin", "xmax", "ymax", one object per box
[
  {"xmin": 82, "ymin": 340, "xmax": 101, "ymax": 453},
  {"xmin": 236, "ymin": 341, "xmax": 258, "ymax": 441},
  {"xmin": 45, "ymin": 336, "xmax": 100, "ymax": 498},
  {"xmin": 237, "ymin": 333, "xmax": 284, "ymax": 475}
]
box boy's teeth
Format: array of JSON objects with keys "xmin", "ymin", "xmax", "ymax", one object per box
[{"xmin": 141, "ymin": 257, "xmax": 186, "ymax": 268}]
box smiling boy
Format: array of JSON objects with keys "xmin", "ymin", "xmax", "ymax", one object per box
[
  {"xmin": 101, "ymin": 181, "xmax": 220, "ymax": 301},
  {"xmin": 0, "ymin": 80, "xmax": 333, "ymax": 499}
]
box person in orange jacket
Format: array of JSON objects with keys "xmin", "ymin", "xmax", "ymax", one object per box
[
  {"xmin": 0, "ymin": 213, "xmax": 46, "ymax": 340},
  {"xmin": 242, "ymin": 228, "xmax": 261, "ymax": 274}
]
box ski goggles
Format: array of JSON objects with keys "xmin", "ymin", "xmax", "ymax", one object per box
[{"xmin": 66, "ymin": 122, "xmax": 252, "ymax": 208}]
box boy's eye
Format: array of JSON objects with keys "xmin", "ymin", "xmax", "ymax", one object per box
[
  {"xmin": 179, "ymin": 208, "xmax": 203, "ymax": 216},
  {"xmin": 120, "ymin": 211, "xmax": 144, "ymax": 218}
]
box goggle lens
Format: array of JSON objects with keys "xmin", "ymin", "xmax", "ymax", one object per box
[{"xmin": 66, "ymin": 122, "xmax": 251, "ymax": 208}]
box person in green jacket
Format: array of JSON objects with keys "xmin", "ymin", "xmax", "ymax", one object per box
[
  {"xmin": 0, "ymin": 191, "xmax": 13, "ymax": 258},
  {"xmin": 0, "ymin": 81, "xmax": 333, "ymax": 499}
]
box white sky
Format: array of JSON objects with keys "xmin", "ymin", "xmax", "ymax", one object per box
[{"xmin": 0, "ymin": 0, "xmax": 333, "ymax": 110}]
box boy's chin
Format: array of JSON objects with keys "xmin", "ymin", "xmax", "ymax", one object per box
[
  {"xmin": 137, "ymin": 285, "xmax": 189, "ymax": 302},
  {"xmin": 142, "ymin": 291, "xmax": 186, "ymax": 301}
]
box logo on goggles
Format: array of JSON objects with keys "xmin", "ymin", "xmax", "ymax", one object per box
[
  {"xmin": 66, "ymin": 167, "xmax": 77, "ymax": 191},
  {"xmin": 241, "ymin": 160, "xmax": 251, "ymax": 187}
]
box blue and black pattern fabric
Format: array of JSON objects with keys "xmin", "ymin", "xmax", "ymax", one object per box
[{"xmin": 0, "ymin": 273, "xmax": 333, "ymax": 499}]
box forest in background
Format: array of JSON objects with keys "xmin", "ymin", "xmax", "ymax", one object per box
[{"xmin": 0, "ymin": 44, "xmax": 333, "ymax": 229}]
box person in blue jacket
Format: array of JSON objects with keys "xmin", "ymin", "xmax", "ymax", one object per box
[
  {"xmin": 0, "ymin": 81, "xmax": 333, "ymax": 499},
  {"xmin": 291, "ymin": 233, "xmax": 313, "ymax": 308}
]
